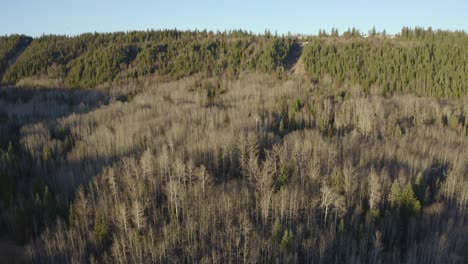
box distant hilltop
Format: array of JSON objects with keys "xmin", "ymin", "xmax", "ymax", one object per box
[{"xmin": 0, "ymin": 27, "xmax": 466, "ymax": 98}]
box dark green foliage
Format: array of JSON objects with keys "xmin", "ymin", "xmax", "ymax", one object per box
[
  {"xmin": 0, "ymin": 35, "xmax": 32, "ymax": 80},
  {"xmin": 42, "ymin": 146, "xmax": 51, "ymax": 161},
  {"xmin": 277, "ymin": 163, "xmax": 289, "ymax": 188},
  {"xmin": 331, "ymin": 169, "xmax": 344, "ymax": 192},
  {"xmin": 67, "ymin": 44, "xmax": 139, "ymax": 88},
  {"xmin": 272, "ymin": 219, "xmax": 282, "ymax": 242},
  {"xmin": 3, "ymin": 30, "xmax": 293, "ymax": 87},
  {"xmin": 338, "ymin": 219, "xmax": 345, "ymax": 234},
  {"xmin": 368, "ymin": 208, "xmax": 380, "ymax": 221},
  {"xmin": 69, "ymin": 203, "xmax": 76, "ymax": 227},
  {"xmin": 275, "ymin": 96, "xmax": 304, "ymax": 133},
  {"xmin": 279, "ymin": 118, "xmax": 285, "ymax": 134},
  {"xmin": 280, "ymin": 229, "xmax": 294, "ymax": 251},
  {"xmin": 302, "ymin": 28, "xmax": 468, "ymax": 98},
  {"xmin": 2, "ymin": 34, "xmax": 88, "ymax": 84},
  {"xmin": 93, "ymin": 214, "xmax": 109, "ymax": 245},
  {"xmin": 389, "ymin": 182, "xmax": 421, "ymax": 217},
  {"xmin": 3, "ymin": 28, "xmax": 466, "ymax": 99},
  {"xmin": 131, "ymin": 32, "xmax": 292, "ymax": 79}
]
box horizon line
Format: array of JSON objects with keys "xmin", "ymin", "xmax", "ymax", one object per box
[{"xmin": 3, "ymin": 26, "xmax": 467, "ymax": 39}]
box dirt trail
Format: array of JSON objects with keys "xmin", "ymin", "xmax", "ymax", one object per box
[
  {"xmin": 285, "ymin": 41, "xmax": 308, "ymax": 76},
  {"xmin": 0, "ymin": 38, "xmax": 32, "ymax": 82}
]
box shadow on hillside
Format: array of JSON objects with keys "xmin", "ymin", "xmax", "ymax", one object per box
[
  {"xmin": 0, "ymin": 86, "xmax": 109, "ymax": 120},
  {"xmin": 284, "ymin": 42, "xmax": 303, "ymax": 71},
  {"xmin": 0, "ymin": 86, "xmax": 126, "ymax": 248},
  {"xmin": 0, "ymin": 36, "xmax": 33, "ymax": 82},
  {"xmin": 0, "ymin": 86, "xmax": 111, "ymax": 148}
]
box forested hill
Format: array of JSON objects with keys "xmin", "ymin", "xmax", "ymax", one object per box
[
  {"xmin": 0, "ymin": 30, "xmax": 293, "ymax": 88},
  {"xmin": 302, "ymin": 29, "xmax": 468, "ymax": 98},
  {"xmin": 0, "ymin": 35, "xmax": 33, "ymax": 79},
  {"xmin": 0, "ymin": 28, "xmax": 467, "ymax": 97}
]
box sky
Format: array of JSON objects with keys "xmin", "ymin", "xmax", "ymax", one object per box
[{"xmin": 1, "ymin": 0, "xmax": 467, "ymax": 37}]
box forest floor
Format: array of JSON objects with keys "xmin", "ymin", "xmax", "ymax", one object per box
[{"xmin": 0, "ymin": 236, "xmax": 26, "ymax": 264}]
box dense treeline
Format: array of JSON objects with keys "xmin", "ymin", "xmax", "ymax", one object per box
[
  {"xmin": 302, "ymin": 28, "xmax": 468, "ymax": 98},
  {"xmin": 0, "ymin": 74, "xmax": 467, "ymax": 263},
  {"xmin": 0, "ymin": 35, "xmax": 32, "ymax": 78},
  {"xmin": 1, "ymin": 28, "xmax": 467, "ymax": 99},
  {"xmin": 1, "ymin": 30, "xmax": 293, "ymax": 88}
]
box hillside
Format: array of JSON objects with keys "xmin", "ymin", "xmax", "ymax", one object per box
[
  {"xmin": 1, "ymin": 28, "xmax": 467, "ymax": 98},
  {"xmin": 1, "ymin": 30, "xmax": 293, "ymax": 88},
  {"xmin": 0, "ymin": 35, "xmax": 32, "ymax": 80},
  {"xmin": 0, "ymin": 27, "xmax": 467, "ymax": 263}
]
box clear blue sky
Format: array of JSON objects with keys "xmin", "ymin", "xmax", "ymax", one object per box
[{"xmin": 2, "ymin": 0, "xmax": 467, "ymax": 37}]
